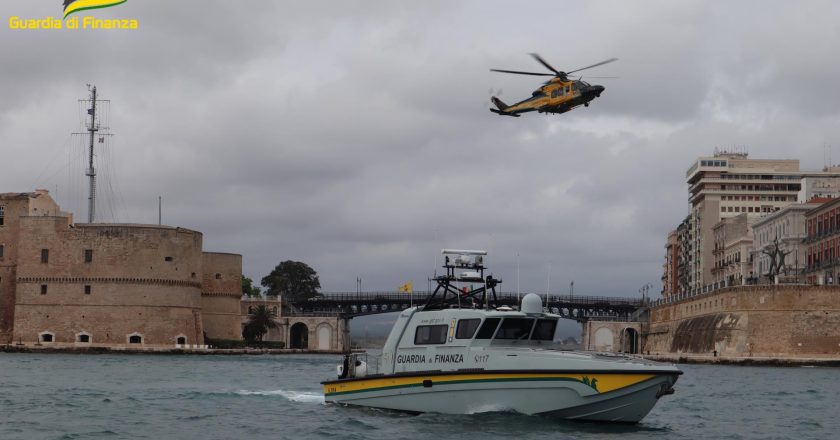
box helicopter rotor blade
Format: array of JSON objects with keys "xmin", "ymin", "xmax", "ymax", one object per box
[
  {"xmin": 529, "ymin": 53, "xmax": 561, "ymax": 75},
  {"xmin": 567, "ymin": 58, "xmax": 618, "ymax": 75},
  {"xmin": 490, "ymin": 69, "xmax": 555, "ymax": 76}
]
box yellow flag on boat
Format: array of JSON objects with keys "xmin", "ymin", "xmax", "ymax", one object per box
[
  {"xmin": 64, "ymin": 0, "xmax": 128, "ymax": 19},
  {"xmin": 398, "ymin": 282, "xmax": 413, "ymax": 293}
]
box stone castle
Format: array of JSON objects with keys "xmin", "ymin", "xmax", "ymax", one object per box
[{"xmin": 0, "ymin": 190, "xmax": 243, "ymax": 348}]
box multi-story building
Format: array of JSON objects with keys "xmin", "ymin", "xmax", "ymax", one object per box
[
  {"xmin": 804, "ymin": 197, "xmax": 840, "ymax": 285},
  {"xmin": 799, "ymin": 167, "xmax": 840, "ymax": 201},
  {"xmin": 661, "ymin": 230, "xmax": 679, "ymax": 297},
  {"xmin": 711, "ymin": 214, "xmax": 754, "ymax": 286},
  {"xmin": 752, "ymin": 201, "xmax": 826, "ymax": 283},
  {"xmin": 685, "ymin": 151, "xmax": 805, "ymax": 289},
  {"xmin": 675, "ymin": 215, "xmax": 692, "ymax": 294}
]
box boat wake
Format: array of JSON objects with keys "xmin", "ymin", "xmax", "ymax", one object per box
[{"xmin": 236, "ymin": 389, "xmax": 325, "ymax": 404}]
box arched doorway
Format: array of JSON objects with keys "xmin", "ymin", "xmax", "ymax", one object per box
[
  {"xmin": 622, "ymin": 328, "xmax": 639, "ymax": 354},
  {"xmin": 317, "ymin": 324, "xmax": 332, "ymax": 350},
  {"xmin": 290, "ymin": 323, "xmax": 309, "ymax": 349},
  {"xmin": 593, "ymin": 327, "xmax": 613, "ymax": 352}
]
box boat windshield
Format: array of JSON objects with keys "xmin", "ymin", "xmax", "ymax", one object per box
[
  {"xmin": 495, "ymin": 318, "xmax": 535, "ymax": 339},
  {"xmin": 532, "ymin": 319, "xmax": 558, "ymax": 341},
  {"xmin": 490, "ymin": 318, "xmax": 558, "ymax": 341},
  {"xmin": 475, "ymin": 318, "xmax": 501, "ymax": 339}
]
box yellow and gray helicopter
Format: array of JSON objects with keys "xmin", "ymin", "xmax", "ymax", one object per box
[{"xmin": 489, "ymin": 54, "xmax": 617, "ymax": 117}]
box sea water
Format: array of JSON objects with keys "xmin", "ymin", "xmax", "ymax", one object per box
[{"xmin": 0, "ymin": 353, "xmax": 837, "ymax": 440}]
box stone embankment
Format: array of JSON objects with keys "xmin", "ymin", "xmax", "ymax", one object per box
[
  {"xmin": 0, "ymin": 345, "xmax": 348, "ymax": 355},
  {"xmin": 642, "ymin": 352, "xmax": 840, "ymax": 367},
  {"xmin": 646, "ymin": 285, "xmax": 840, "ymax": 360}
]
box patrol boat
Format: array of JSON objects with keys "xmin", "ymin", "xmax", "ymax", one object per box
[{"xmin": 323, "ymin": 250, "xmax": 681, "ymax": 423}]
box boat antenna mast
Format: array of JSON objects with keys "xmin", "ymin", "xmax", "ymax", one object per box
[{"xmin": 423, "ymin": 249, "xmax": 501, "ymax": 310}]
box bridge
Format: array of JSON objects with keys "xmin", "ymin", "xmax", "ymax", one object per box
[{"xmin": 289, "ymin": 292, "xmax": 645, "ymax": 322}]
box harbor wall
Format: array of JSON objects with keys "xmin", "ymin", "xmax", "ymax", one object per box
[{"xmin": 645, "ymin": 285, "xmax": 840, "ymax": 358}]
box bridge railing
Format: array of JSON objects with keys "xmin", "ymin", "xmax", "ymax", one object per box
[{"xmin": 297, "ymin": 291, "xmax": 644, "ymax": 307}]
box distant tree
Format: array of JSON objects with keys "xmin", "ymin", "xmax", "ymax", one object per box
[
  {"xmin": 261, "ymin": 260, "xmax": 321, "ymax": 301},
  {"xmin": 242, "ymin": 304, "xmax": 278, "ymax": 343},
  {"xmin": 241, "ymin": 276, "xmax": 262, "ymax": 297}
]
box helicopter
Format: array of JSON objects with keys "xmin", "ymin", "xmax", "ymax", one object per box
[{"xmin": 489, "ymin": 53, "xmax": 617, "ymax": 117}]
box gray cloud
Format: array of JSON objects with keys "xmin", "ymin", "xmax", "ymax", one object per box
[{"xmin": 2, "ymin": 0, "xmax": 840, "ymax": 302}]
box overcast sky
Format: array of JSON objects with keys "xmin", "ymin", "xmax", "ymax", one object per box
[{"xmin": 3, "ymin": 0, "xmax": 840, "ymax": 301}]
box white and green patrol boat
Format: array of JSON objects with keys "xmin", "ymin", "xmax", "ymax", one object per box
[{"xmin": 322, "ymin": 250, "xmax": 681, "ymax": 423}]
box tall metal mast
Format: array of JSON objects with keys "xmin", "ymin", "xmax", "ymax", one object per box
[{"xmin": 85, "ymin": 86, "xmax": 98, "ymax": 223}]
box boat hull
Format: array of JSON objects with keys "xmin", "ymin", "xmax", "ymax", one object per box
[{"xmin": 323, "ymin": 371, "xmax": 679, "ymax": 423}]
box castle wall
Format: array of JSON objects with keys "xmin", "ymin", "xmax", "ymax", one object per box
[
  {"xmin": 11, "ymin": 217, "xmax": 205, "ymax": 347},
  {"xmin": 201, "ymin": 252, "xmax": 243, "ymax": 340},
  {"xmin": 647, "ymin": 285, "xmax": 840, "ymax": 357},
  {"xmin": 0, "ymin": 197, "xmax": 27, "ymax": 343}
]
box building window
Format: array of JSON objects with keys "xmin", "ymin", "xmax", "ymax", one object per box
[
  {"xmin": 40, "ymin": 285, "xmax": 47, "ymax": 295},
  {"xmin": 41, "ymin": 249, "xmax": 49, "ymax": 263},
  {"xmin": 84, "ymin": 249, "xmax": 93, "ymax": 263},
  {"xmin": 77, "ymin": 333, "xmax": 91, "ymax": 343},
  {"xmin": 0, "ymin": 205, "xmax": 4, "ymax": 226},
  {"xmin": 176, "ymin": 336, "xmax": 186, "ymax": 345},
  {"xmin": 164, "ymin": 256, "xmax": 173, "ymax": 262},
  {"xmin": 215, "ymin": 273, "xmax": 221, "ymax": 279},
  {"xmin": 0, "ymin": 244, "xmax": 4, "ymax": 260},
  {"xmin": 39, "ymin": 332, "xmax": 54, "ymax": 343},
  {"xmin": 84, "ymin": 285, "xmax": 91, "ymax": 295},
  {"xmin": 128, "ymin": 334, "xmax": 143, "ymax": 344}
]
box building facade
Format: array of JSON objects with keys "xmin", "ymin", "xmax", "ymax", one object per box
[
  {"xmin": 661, "ymin": 230, "xmax": 679, "ymax": 298},
  {"xmin": 675, "ymin": 215, "xmax": 693, "ymax": 294},
  {"xmin": 804, "ymin": 198, "xmax": 840, "ymax": 285},
  {"xmin": 752, "ymin": 202, "xmax": 823, "ymax": 283},
  {"xmin": 0, "ymin": 190, "xmax": 242, "ymax": 348},
  {"xmin": 711, "ymin": 213, "xmax": 754, "ymax": 286},
  {"xmin": 241, "ymin": 297, "xmax": 349, "ymax": 351},
  {"xmin": 685, "ymin": 152, "xmax": 802, "ymax": 290}
]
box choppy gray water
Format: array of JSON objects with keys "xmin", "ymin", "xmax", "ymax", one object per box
[{"xmin": 0, "ymin": 353, "xmax": 837, "ymax": 440}]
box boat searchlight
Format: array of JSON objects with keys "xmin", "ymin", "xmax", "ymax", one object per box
[{"xmin": 441, "ymin": 249, "xmax": 487, "ymax": 270}]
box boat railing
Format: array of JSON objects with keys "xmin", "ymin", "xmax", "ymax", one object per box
[{"xmin": 348, "ymin": 352, "xmax": 383, "ymax": 377}]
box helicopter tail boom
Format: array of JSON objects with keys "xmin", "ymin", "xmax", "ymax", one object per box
[
  {"xmin": 490, "ymin": 97, "xmax": 520, "ymax": 116},
  {"xmin": 491, "ymin": 96, "xmax": 509, "ymax": 110}
]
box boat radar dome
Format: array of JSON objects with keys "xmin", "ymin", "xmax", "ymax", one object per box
[{"xmin": 521, "ymin": 293, "xmax": 543, "ymax": 314}]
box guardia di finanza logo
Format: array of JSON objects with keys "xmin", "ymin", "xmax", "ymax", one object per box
[{"xmin": 64, "ymin": 0, "xmax": 127, "ymax": 19}]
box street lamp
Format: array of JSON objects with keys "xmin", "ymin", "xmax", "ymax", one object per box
[{"xmin": 639, "ymin": 282, "xmax": 653, "ymax": 303}]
